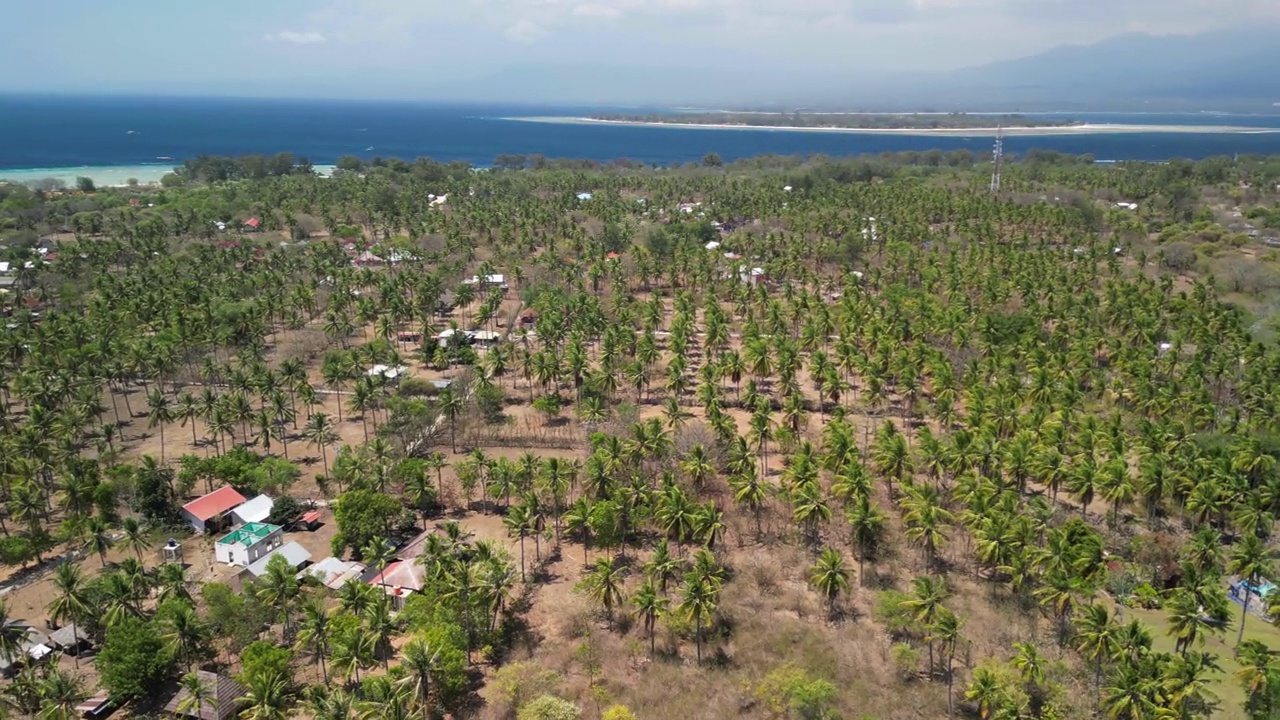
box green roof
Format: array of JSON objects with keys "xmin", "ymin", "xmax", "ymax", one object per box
[{"xmin": 217, "ymin": 522, "xmax": 281, "ymax": 546}]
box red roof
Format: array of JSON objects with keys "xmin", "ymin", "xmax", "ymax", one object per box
[
  {"xmin": 300, "ymin": 511, "xmax": 321, "ymax": 524},
  {"xmin": 182, "ymin": 486, "xmax": 247, "ymax": 522},
  {"xmin": 605, "ymin": 252, "xmax": 621, "ymax": 260},
  {"xmin": 243, "ymin": 217, "xmax": 261, "ymax": 229}
]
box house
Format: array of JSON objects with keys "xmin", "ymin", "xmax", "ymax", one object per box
[
  {"xmin": 1114, "ymin": 202, "xmax": 1138, "ymax": 211},
  {"xmin": 738, "ymin": 266, "xmax": 767, "ymax": 287},
  {"xmin": 429, "ymin": 379, "xmax": 454, "ymax": 392},
  {"xmin": 230, "ymin": 494, "xmax": 274, "ymax": 526},
  {"xmin": 180, "ymin": 486, "xmax": 248, "ymax": 533},
  {"xmin": 0, "ymin": 621, "xmax": 53, "ymax": 677},
  {"xmin": 519, "ymin": 309, "xmax": 539, "ymax": 327},
  {"xmin": 214, "ymin": 522, "xmax": 283, "ymax": 567},
  {"xmin": 164, "ymin": 671, "xmax": 249, "ymax": 720},
  {"xmin": 353, "ymin": 250, "xmax": 384, "ymax": 265},
  {"xmin": 469, "ymin": 329, "xmax": 501, "ymax": 347},
  {"xmin": 301, "ymin": 556, "xmax": 367, "ymax": 590},
  {"xmin": 705, "ymin": 241, "xmax": 721, "ymax": 250},
  {"xmin": 235, "ymin": 541, "xmax": 312, "ymax": 590},
  {"xmin": 367, "ymin": 560, "xmax": 426, "ymax": 610},
  {"xmin": 242, "ymin": 218, "xmax": 261, "ymax": 232},
  {"xmin": 436, "ymin": 290, "xmax": 456, "ymax": 316},
  {"xmin": 49, "ymin": 623, "xmax": 91, "ymax": 657},
  {"xmin": 576, "ymin": 192, "xmax": 593, "ymax": 201},
  {"xmin": 0, "ymin": 262, "xmax": 10, "ymax": 274},
  {"xmin": 429, "ymin": 194, "xmax": 448, "ymax": 207},
  {"xmin": 462, "ymin": 274, "xmax": 507, "ymax": 289},
  {"xmin": 397, "ymin": 331, "xmax": 422, "ymax": 344},
  {"xmin": 367, "ymin": 364, "xmax": 409, "ymax": 383}
]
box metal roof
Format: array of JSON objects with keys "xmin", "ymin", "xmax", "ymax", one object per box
[
  {"xmin": 242, "ymin": 541, "xmax": 312, "ymax": 578},
  {"xmin": 231, "ymin": 495, "xmax": 273, "ymax": 524},
  {"xmin": 182, "ymin": 486, "xmax": 247, "ymax": 522}
]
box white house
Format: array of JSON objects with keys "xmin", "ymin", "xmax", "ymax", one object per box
[
  {"xmin": 230, "ymin": 495, "xmax": 273, "ymax": 526},
  {"xmin": 180, "ymin": 486, "xmax": 248, "ymax": 533},
  {"xmin": 366, "ymin": 364, "xmax": 409, "ymax": 382},
  {"xmin": 215, "ymin": 522, "xmax": 283, "ymax": 567},
  {"xmin": 237, "ymin": 542, "xmax": 312, "ymax": 585}
]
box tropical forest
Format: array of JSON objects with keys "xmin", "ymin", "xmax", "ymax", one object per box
[{"xmin": 0, "ymin": 149, "xmax": 1279, "ymax": 720}]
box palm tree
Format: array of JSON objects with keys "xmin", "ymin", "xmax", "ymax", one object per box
[
  {"xmin": 1235, "ymin": 640, "xmax": 1276, "ymax": 719},
  {"xmin": 303, "ymin": 412, "xmax": 339, "ymax": 476},
  {"xmin": 678, "ymin": 573, "xmax": 718, "ymax": 663},
  {"xmin": 437, "ymin": 389, "xmax": 463, "ymax": 453},
  {"xmin": 162, "ymin": 601, "xmax": 210, "ymax": 671},
  {"xmin": 120, "ymin": 517, "xmax": 151, "ymax": 561},
  {"xmin": 83, "ymin": 517, "xmax": 114, "ymax": 566},
  {"xmin": 504, "ymin": 504, "xmax": 532, "ymax": 581},
  {"xmin": 901, "ymin": 576, "xmax": 950, "ymax": 673},
  {"xmin": 929, "ymin": 609, "xmax": 963, "ymax": 714},
  {"xmin": 240, "ymin": 666, "xmax": 293, "ymax": 720},
  {"xmin": 255, "ymin": 553, "xmax": 301, "ymax": 637},
  {"xmin": 146, "ymin": 387, "xmax": 173, "ymax": 462},
  {"xmin": 631, "ymin": 579, "xmax": 667, "ymax": 657},
  {"xmin": 296, "ymin": 597, "xmax": 333, "ymax": 684},
  {"xmin": 583, "ymin": 557, "xmax": 625, "ymax": 624},
  {"xmin": 46, "ymin": 564, "xmax": 90, "ymax": 667},
  {"xmin": 846, "ymin": 494, "xmax": 887, "ymax": 583},
  {"xmin": 36, "ymin": 668, "xmax": 88, "ymax": 720},
  {"xmin": 363, "ymin": 593, "xmax": 400, "ymax": 670},
  {"xmin": 809, "ymin": 546, "xmax": 851, "ymax": 620},
  {"xmin": 1074, "ymin": 603, "xmax": 1120, "ymax": 709},
  {"xmin": 363, "ymin": 536, "xmax": 397, "ymax": 600},
  {"xmin": 399, "ymin": 634, "xmax": 445, "ymax": 720},
  {"xmin": 1228, "ymin": 535, "xmax": 1273, "ymax": 649},
  {"xmin": 175, "ymin": 671, "xmax": 214, "ymax": 720}
]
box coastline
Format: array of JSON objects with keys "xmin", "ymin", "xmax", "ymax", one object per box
[
  {"xmin": 510, "ymin": 116, "xmax": 1280, "ymax": 137},
  {"xmin": 0, "ymin": 164, "xmax": 338, "ymax": 187}
]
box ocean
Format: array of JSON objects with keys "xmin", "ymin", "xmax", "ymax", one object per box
[{"xmin": 3, "ymin": 95, "xmax": 1280, "ymax": 185}]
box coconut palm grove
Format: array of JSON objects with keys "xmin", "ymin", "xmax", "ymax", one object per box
[{"xmin": 2, "ymin": 150, "xmax": 1280, "ymax": 719}]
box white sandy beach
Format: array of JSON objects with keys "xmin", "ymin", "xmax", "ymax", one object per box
[
  {"xmin": 0, "ymin": 164, "xmax": 338, "ymax": 188},
  {"xmin": 512, "ymin": 116, "xmax": 1280, "ymax": 137}
]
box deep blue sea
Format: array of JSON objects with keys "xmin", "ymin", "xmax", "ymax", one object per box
[{"xmin": 3, "ymin": 95, "xmax": 1280, "ymax": 175}]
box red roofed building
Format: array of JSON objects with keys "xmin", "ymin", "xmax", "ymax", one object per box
[
  {"xmin": 242, "ymin": 218, "xmax": 261, "ymax": 232},
  {"xmin": 368, "ymin": 560, "xmax": 426, "ymax": 609},
  {"xmin": 181, "ymin": 486, "xmax": 248, "ymax": 533}
]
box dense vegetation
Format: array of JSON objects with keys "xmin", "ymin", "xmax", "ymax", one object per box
[
  {"xmin": 1, "ymin": 150, "xmax": 1280, "ymax": 719},
  {"xmin": 587, "ymin": 112, "xmax": 1078, "ymax": 130}
]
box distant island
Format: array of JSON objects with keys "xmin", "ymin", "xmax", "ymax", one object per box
[{"xmin": 587, "ymin": 111, "xmax": 1080, "ymax": 130}]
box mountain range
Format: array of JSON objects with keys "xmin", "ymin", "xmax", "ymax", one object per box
[{"xmin": 428, "ymin": 25, "xmax": 1280, "ymax": 112}]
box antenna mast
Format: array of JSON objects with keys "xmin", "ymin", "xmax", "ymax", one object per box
[{"xmin": 990, "ymin": 126, "xmax": 1004, "ymax": 194}]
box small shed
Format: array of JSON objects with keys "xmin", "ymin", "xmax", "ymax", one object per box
[
  {"xmin": 49, "ymin": 623, "xmax": 90, "ymax": 656},
  {"xmin": 436, "ymin": 290, "xmax": 457, "ymax": 315},
  {"xmin": 242, "ymin": 218, "xmax": 261, "ymax": 232},
  {"xmin": 164, "ymin": 671, "xmax": 248, "ymax": 720},
  {"xmin": 230, "ymin": 495, "xmax": 273, "ymax": 526},
  {"xmin": 297, "ymin": 510, "xmax": 322, "ymax": 531},
  {"xmin": 519, "ymin": 309, "xmax": 539, "ymax": 326},
  {"xmin": 75, "ymin": 693, "xmax": 115, "ymax": 720},
  {"xmin": 180, "ymin": 486, "xmax": 248, "ymax": 533}
]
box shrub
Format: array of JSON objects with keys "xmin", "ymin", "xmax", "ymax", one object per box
[
  {"xmin": 517, "ymin": 695, "xmax": 579, "ymax": 720},
  {"xmin": 476, "ymin": 383, "xmax": 506, "ymax": 424},
  {"xmin": 1161, "ymin": 242, "xmax": 1196, "ymax": 271}
]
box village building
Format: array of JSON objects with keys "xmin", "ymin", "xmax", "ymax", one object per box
[
  {"xmin": 230, "ymin": 494, "xmax": 273, "ymax": 526},
  {"xmin": 164, "ymin": 671, "xmax": 249, "ymax": 720},
  {"xmin": 301, "ymin": 556, "xmax": 368, "ymax": 590},
  {"xmin": 180, "ymin": 486, "xmax": 247, "ymax": 533},
  {"xmin": 214, "ymin": 522, "xmax": 283, "ymax": 567}
]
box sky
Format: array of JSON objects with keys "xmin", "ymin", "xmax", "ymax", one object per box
[{"xmin": 1, "ymin": 0, "xmax": 1278, "ymax": 103}]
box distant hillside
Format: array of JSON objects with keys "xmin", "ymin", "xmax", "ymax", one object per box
[
  {"xmin": 940, "ymin": 25, "xmax": 1280, "ymax": 109},
  {"xmin": 419, "ymin": 25, "xmax": 1280, "ymax": 111}
]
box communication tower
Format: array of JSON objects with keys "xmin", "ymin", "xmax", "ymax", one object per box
[{"xmin": 990, "ymin": 126, "xmax": 1004, "ymax": 194}]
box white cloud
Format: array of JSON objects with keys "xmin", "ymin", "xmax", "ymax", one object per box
[
  {"xmin": 264, "ymin": 31, "xmax": 328, "ymax": 44},
  {"xmin": 504, "ymin": 18, "xmax": 547, "ymax": 43},
  {"xmin": 572, "ymin": 4, "xmax": 625, "ymax": 19}
]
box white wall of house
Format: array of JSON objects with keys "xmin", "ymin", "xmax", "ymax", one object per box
[{"xmin": 215, "ymin": 532, "xmax": 283, "ymax": 567}]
